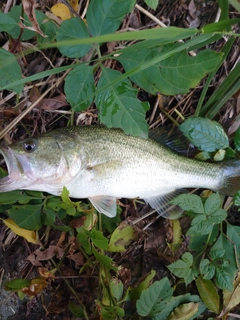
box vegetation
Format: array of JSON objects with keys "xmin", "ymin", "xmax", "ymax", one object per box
[{"xmin": 0, "ymin": 0, "xmax": 240, "ymax": 319}]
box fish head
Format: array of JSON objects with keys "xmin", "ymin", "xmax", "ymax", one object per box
[{"xmin": 0, "ymin": 132, "xmax": 83, "ymax": 193}]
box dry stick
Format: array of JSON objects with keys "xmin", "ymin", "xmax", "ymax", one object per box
[{"xmin": 0, "ymin": 69, "xmax": 70, "ymax": 140}]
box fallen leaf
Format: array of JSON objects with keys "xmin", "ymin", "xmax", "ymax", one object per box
[
  {"xmin": 22, "ymin": 0, "xmax": 45, "ymax": 37},
  {"xmin": 51, "ymin": 0, "xmax": 79, "ymax": 21},
  {"xmin": 27, "ymin": 245, "xmax": 65, "ymax": 266},
  {"xmin": 2, "ymin": 218, "xmax": 38, "ymax": 244}
]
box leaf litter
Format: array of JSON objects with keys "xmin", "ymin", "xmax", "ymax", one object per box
[{"xmin": 0, "ymin": 0, "xmax": 240, "ymax": 319}]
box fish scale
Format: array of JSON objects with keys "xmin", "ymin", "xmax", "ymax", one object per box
[{"xmin": 0, "ymin": 125, "xmax": 239, "ymax": 218}]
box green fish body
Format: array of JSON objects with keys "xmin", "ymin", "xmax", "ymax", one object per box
[{"xmin": 0, "ymin": 126, "xmax": 239, "ymax": 217}]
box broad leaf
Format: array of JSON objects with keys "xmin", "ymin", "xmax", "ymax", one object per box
[
  {"xmin": 0, "ymin": 49, "xmax": 23, "ymax": 93},
  {"xmin": 180, "ymin": 117, "xmax": 229, "ymax": 152},
  {"xmin": 110, "ymin": 278, "xmax": 124, "ymax": 301},
  {"xmin": 144, "ymin": 0, "xmax": 158, "ymax": 10},
  {"xmin": 170, "ymin": 194, "xmax": 204, "ymax": 214},
  {"xmin": 86, "ymin": 0, "xmax": 136, "ymax": 36},
  {"xmin": 87, "ymin": 229, "xmax": 108, "ymax": 250},
  {"xmin": 8, "ymin": 204, "xmax": 43, "ymax": 230},
  {"xmin": 56, "ymin": 18, "xmax": 92, "ymax": 58},
  {"xmin": 136, "ymin": 278, "xmax": 173, "ymax": 316},
  {"xmin": 3, "ymin": 218, "xmax": 37, "ymax": 244},
  {"xmin": 92, "ymin": 247, "xmax": 117, "ymax": 271},
  {"xmin": 118, "ymin": 45, "xmax": 222, "ymax": 95},
  {"xmin": 204, "ymin": 193, "xmax": 221, "ymax": 215},
  {"xmin": 195, "ymin": 276, "xmax": 220, "ymax": 314},
  {"xmin": 65, "ymin": 64, "xmax": 95, "ymax": 110},
  {"xmin": 96, "ymin": 67, "xmax": 149, "ymax": 138},
  {"xmin": 168, "ymin": 302, "xmax": 199, "ymax": 320},
  {"xmin": 199, "ymin": 259, "xmax": 215, "ymax": 279},
  {"xmin": 0, "ymin": 12, "xmax": 19, "ymax": 38},
  {"xmin": 168, "ymin": 252, "xmax": 198, "ymax": 285}
]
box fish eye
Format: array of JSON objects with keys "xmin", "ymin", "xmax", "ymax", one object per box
[{"xmin": 22, "ymin": 139, "xmax": 37, "ymax": 153}]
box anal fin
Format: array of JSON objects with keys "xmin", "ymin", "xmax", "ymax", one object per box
[
  {"xmin": 144, "ymin": 189, "xmax": 188, "ymax": 219},
  {"xmin": 89, "ymin": 196, "xmax": 117, "ymax": 218}
]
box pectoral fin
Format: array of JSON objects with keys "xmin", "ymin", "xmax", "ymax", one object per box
[
  {"xmin": 89, "ymin": 196, "xmax": 117, "ymax": 218},
  {"xmin": 144, "ymin": 189, "xmax": 187, "ymax": 219}
]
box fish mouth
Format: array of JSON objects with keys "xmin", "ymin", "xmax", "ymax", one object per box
[{"xmin": 0, "ymin": 147, "xmax": 31, "ymax": 192}]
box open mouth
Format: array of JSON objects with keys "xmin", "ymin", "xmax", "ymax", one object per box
[{"xmin": 0, "ymin": 147, "xmax": 25, "ymax": 191}]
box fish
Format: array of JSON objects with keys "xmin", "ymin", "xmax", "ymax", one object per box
[{"xmin": 0, "ymin": 125, "xmax": 240, "ymax": 218}]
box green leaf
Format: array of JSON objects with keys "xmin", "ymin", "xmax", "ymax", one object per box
[
  {"xmin": 77, "ymin": 229, "xmax": 92, "ymax": 255},
  {"xmin": 144, "ymin": 0, "xmax": 158, "ymax": 10},
  {"xmin": 170, "ymin": 194, "xmax": 204, "ymax": 214},
  {"xmin": 226, "ymin": 223, "xmax": 240, "ymax": 260},
  {"xmin": 195, "ymin": 276, "xmax": 220, "ymax": 314},
  {"xmin": 56, "ymin": 18, "xmax": 92, "ymax": 58},
  {"xmin": 110, "ymin": 278, "xmax": 124, "ymax": 301},
  {"xmin": 228, "ymin": 0, "xmax": 240, "ymax": 12},
  {"xmin": 208, "ymin": 208, "xmax": 227, "ymax": 224},
  {"xmin": 37, "ymin": 13, "xmax": 58, "ymax": 44},
  {"xmin": 215, "ymin": 267, "xmax": 233, "ymax": 291},
  {"xmin": 96, "ymin": 66, "xmax": 149, "ymax": 138},
  {"xmin": 233, "ymin": 190, "xmax": 240, "ymax": 208},
  {"xmin": 168, "ymin": 302, "xmax": 199, "ymax": 320},
  {"xmin": 92, "ymin": 246, "xmax": 117, "ymax": 271},
  {"xmin": 204, "ymin": 193, "xmax": 221, "ymax": 215},
  {"xmin": 127, "ymin": 270, "xmax": 156, "ymax": 301},
  {"xmin": 187, "ymin": 215, "xmax": 213, "ymax": 236},
  {"xmin": 86, "ymin": 0, "xmax": 136, "ymax": 36},
  {"xmin": 136, "ymin": 277, "xmax": 173, "ymax": 316},
  {"xmin": 168, "ymin": 252, "xmax": 198, "ymax": 285},
  {"xmin": 210, "ymin": 233, "xmax": 237, "ymax": 289},
  {"xmin": 107, "ymin": 223, "xmax": 139, "ymax": 252},
  {"xmin": 234, "ymin": 127, "xmax": 240, "ymax": 152},
  {"xmin": 118, "ymin": 46, "xmax": 222, "ymax": 95},
  {"xmin": 0, "ymin": 12, "xmax": 19, "ymax": 38},
  {"xmin": 4, "ymin": 279, "xmax": 31, "ymax": 291},
  {"xmin": 87, "ymin": 229, "xmax": 108, "ymax": 250},
  {"xmin": 95, "ymin": 301, "xmax": 125, "ymax": 319},
  {"xmin": 0, "ymin": 49, "xmax": 23, "ymax": 93},
  {"xmin": 199, "ymin": 259, "xmax": 215, "ymax": 279},
  {"xmin": 8, "ymin": 204, "xmax": 43, "ymax": 230},
  {"xmin": 0, "ymin": 190, "xmax": 43, "ymax": 205},
  {"xmin": 64, "ymin": 64, "xmax": 95, "ymax": 111},
  {"xmin": 180, "ymin": 117, "xmax": 229, "ymax": 152}
]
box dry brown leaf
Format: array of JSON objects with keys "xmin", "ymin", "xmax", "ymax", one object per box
[
  {"xmin": 22, "ymin": 0, "xmax": 45, "ymax": 37},
  {"xmin": 41, "ymin": 95, "xmax": 69, "ymax": 110},
  {"xmin": 27, "ymin": 245, "xmax": 65, "ymax": 266}
]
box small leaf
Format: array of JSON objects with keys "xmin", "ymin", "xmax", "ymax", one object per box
[
  {"xmin": 86, "ymin": 0, "xmax": 135, "ymax": 36},
  {"xmin": 96, "ymin": 67, "xmax": 149, "ymax": 138},
  {"xmin": 64, "ymin": 64, "xmax": 95, "ymax": 111},
  {"xmin": 2, "ymin": 218, "xmax": 38, "ymax": 244},
  {"xmin": 107, "ymin": 222, "xmax": 139, "ymax": 252},
  {"xmin": 199, "ymin": 259, "xmax": 215, "ymax": 279},
  {"xmin": 195, "ymin": 276, "xmax": 220, "ymax": 314},
  {"xmin": 92, "ymin": 246, "xmax": 117, "ymax": 271},
  {"xmin": 168, "ymin": 253, "xmax": 198, "ymax": 286},
  {"xmin": 0, "ymin": 48, "xmax": 23, "ymax": 93},
  {"xmin": 8, "ymin": 204, "xmax": 43, "ymax": 230},
  {"xmin": 5, "ymin": 279, "xmax": 31, "ymax": 291},
  {"xmin": 56, "ymin": 18, "xmax": 92, "ymax": 58},
  {"xmin": 95, "ymin": 301, "xmax": 125, "ymax": 319},
  {"xmin": 204, "ymin": 193, "xmax": 221, "ymax": 215},
  {"xmin": 110, "ymin": 278, "xmax": 124, "ymax": 301},
  {"xmin": 187, "ymin": 215, "xmax": 213, "ymax": 236},
  {"xmin": 144, "ymin": 0, "xmax": 158, "ymax": 10},
  {"xmin": 215, "ymin": 267, "xmax": 233, "ymax": 291},
  {"xmin": 180, "ymin": 117, "xmax": 229, "ymax": 152},
  {"xmin": 127, "ymin": 270, "xmax": 156, "ymax": 301},
  {"xmin": 170, "ymin": 194, "xmax": 204, "ymax": 214},
  {"xmin": 87, "ymin": 229, "xmax": 108, "ymax": 250},
  {"xmin": 234, "ymin": 127, "xmax": 240, "ymax": 152},
  {"xmin": 168, "ymin": 302, "xmax": 199, "ymax": 320}
]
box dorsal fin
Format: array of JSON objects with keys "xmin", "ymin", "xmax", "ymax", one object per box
[{"xmin": 149, "ymin": 126, "xmax": 194, "ymax": 157}]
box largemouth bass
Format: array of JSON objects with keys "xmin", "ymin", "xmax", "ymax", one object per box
[{"xmin": 0, "ymin": 125, "xmax": 239, "ymax": 218}]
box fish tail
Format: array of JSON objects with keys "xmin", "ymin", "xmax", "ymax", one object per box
[{"xmin": 218, "ymin": 160, "xmax": 240, "ymax": 196}]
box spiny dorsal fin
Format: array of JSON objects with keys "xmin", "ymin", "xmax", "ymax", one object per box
[{"xmin": 149, "ymin": 126, "xmax": 194, "ymax": 157}]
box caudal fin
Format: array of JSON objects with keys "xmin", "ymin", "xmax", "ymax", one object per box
[{"xmin": 218, "ymin": 160, "xmax": 240, "ymax": 196}]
